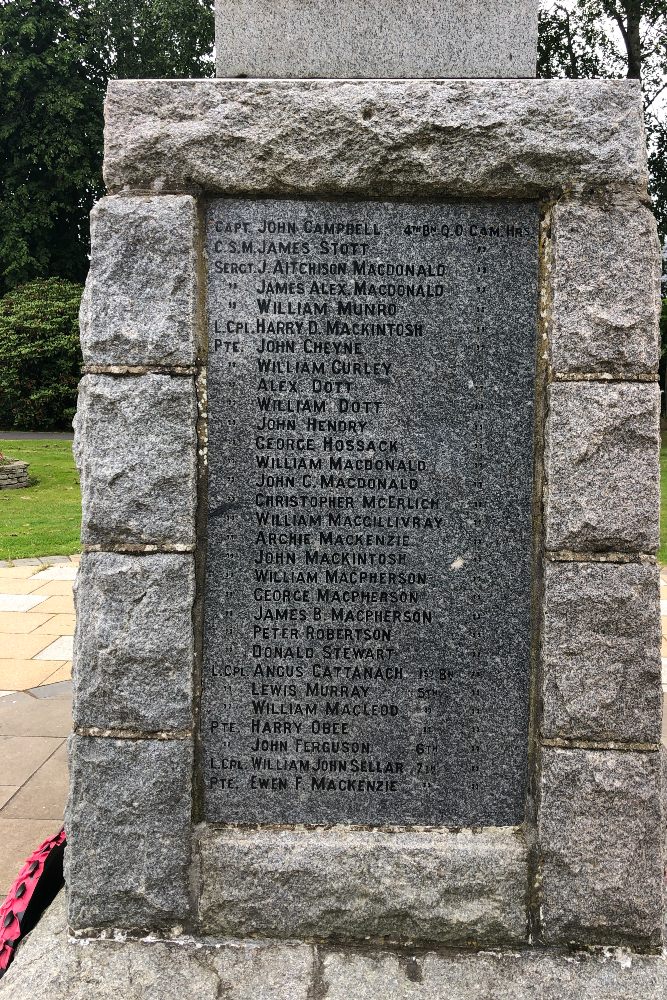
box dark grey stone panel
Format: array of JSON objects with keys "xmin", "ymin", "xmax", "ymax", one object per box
[
  {"xmin": 66, "ymin": 736, "xmax": 192, "ymax": 930},
  {"xmin": 202, "ymin": 197, "xmax": 538, "ymax": 826}
]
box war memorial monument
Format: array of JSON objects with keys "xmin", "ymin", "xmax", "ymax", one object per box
[{"xmin": 5, "ymin": 0, "xmax": 667, "ymax": 996}]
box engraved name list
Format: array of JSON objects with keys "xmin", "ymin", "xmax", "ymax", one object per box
[{"xmin": 202, "ymin": 198, "xmax": 538, "ymax": 827}]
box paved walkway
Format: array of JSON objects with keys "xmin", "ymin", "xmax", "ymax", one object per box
[
  {"xmin": 0, "ymin": 557, "xmax": 76, "ymax": 892},
  {"xmin": 0, "ymin": 558, "xmax": 665, "ymax": 895}
]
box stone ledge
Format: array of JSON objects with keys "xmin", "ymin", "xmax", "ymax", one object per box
[
  {"xmin": 6, "ymin": 893, "xmax": 667, "ymax": 1000},
  {"xmin": 197, "ymin": 825, "xmax": 528, "ymax": 946},
  {"xmin": 0, "ymin": 460, "xmax": 30, "ymax": 490},
  {"xmin": 103, "ymin": 79, "xmax": 647, "ymax": 198}
]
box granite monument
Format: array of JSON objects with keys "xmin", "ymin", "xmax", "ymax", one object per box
[{"xmin": 5, "ymin": 0, "xmax": 666, "ymax": 996}]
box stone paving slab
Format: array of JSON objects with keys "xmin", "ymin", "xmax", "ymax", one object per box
[
  {"xmin": 1, "ymin": 743, "xmax": 68, "ymax": 821},
  {"xmin": 0, "ymin": 562, "xmax": 76, "ymax": 893},
  {"xmin": 0, "ymin": 691, "xmax": 72, "ymax": 738}
]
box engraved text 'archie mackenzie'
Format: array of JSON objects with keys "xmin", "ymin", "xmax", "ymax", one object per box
[{"xmin": 202, "ymin": 198, "xmax": 538, "ymax": 827}]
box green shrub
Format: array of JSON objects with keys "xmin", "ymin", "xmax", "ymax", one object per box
[{"xmin": 0, "ymin": 278, "xmax": 83, "ymax": 430}]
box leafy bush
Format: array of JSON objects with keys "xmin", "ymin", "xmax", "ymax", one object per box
[{"xmin": 0, "ymin": 278, "xmax": 83, "ymax": 430}]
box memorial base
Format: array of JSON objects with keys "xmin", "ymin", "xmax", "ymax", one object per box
[{"xmin": 5, "ymin": 894, "xmax": 667, "ymax": 1000}]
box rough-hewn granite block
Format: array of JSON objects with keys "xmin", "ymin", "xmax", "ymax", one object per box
[
  {"xmin": 74, "ymin": 374, "xmax": 197, "ymax": 546},
  {"xmin": 544, "ymin": 382, "xmax": 660, "ymax": 553},
  {"xmin": 539, "ymin": 748, "xmax": 664, "ymax": 949},
  {"xmin": 9, "ymin": 892, "xmax": 667, "ymax": 1000},
  {"xmin": 80, "ymin": 195, "xmax": 200, "ymax": 367},
  {"xmin": 103, "ymin": 80, "xmax": 647, "ymax": 199},
  {"xmin": 66, "ymin": 736, "xmax": 192, "ymax": 930},
  {"xmin": 550, "ymin": 200, "xmax": 661, "ymax": 376},
  {"xmin": 216, "ymin": 0, "xmax": 539, "ymax": 79},
  {"xmin": 198, "ymin": 826, "xmax": 527, "ymax": 946},
  {"xmin": 541, "ymin": 561, "xmax": 661, "ymax": 743},
  {"xmin": 73, "ymin": 553, "xmax": 195, "ymax": 732}
]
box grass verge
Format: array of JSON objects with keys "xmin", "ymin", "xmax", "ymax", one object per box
[{"xmin": 0, "ymin": 439, "xmax": 80, "ymax": 560}]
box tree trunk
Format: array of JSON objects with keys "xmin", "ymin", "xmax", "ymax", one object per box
[{"xmin": 623, "ymin": 0, "xmax": 643, "ymax": 79}]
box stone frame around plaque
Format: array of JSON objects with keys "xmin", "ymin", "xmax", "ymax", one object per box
[{"xmin": 68, "ymin": 78, "xmax": 663, "ymax": 950}]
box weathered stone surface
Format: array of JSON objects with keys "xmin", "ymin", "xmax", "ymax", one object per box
[
  {"xmin": 66, "ymin": 736, "xmax": 192, "ymax": 930},
  {"xmin": 7, "ymin": 893, "xmax": 667, "ymax": 1000},
  {"xmin": 198, "ymin": 826, "xmax": 527, "ymax": 946},
  {"xmin": 539, "ymin": 748, "xmax": 664, "ymax": 948},
  {"xmin": 216, "ymin": 0, "xmax": 539, "ymax": 79},
  {"xmin": 541, "ymin": 561, "xmax": 661, "ymax": 742},
  {"xmin": 80, "ymin": 195, "xmax": 200, "ymax": 366},
  {"xmin": 550, "ymin": 200, "xmax": 661, "ymax": 376},
  {"xmin": 74, "ymin": 374, "xmax": 197, "ymax": 546},
  {"xmin": 73, "ymin": 553, "xmax": 195, "ymax": 731},
  {"xmin": 5, "ymin": 894, "xmax": 314, "ymax": 1000},
  {"xmin": 103, "ymin": 79, "xmax": 647, "ymax": 199},
  {"xmin": 544, "ymin": 382, "xmax": 660, "ymax": 553},
  {"xmin": 322, "ymin": 949, "xmax": 667, "ymax": 1000}
]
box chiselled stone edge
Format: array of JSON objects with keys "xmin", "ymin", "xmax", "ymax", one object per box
[
  {"xmin": 533, "ymin": 199, "xmax": 664, "ymax": 947},
  {"xmin": 70, "ymin": 198, "xmax": 206, "ymax": 932},
  {"xmin": 194, "ymin": 825, "xmax": 528, "ymax": 947},
  {"xmin": 547, "ymin": 198, "xmax": 662, "ymax": 378},
  {"xmin": 102, "ymin": 78, "xmax": 647, "ymax": 198}
]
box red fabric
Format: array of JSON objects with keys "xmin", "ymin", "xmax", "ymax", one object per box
[{"xmin": 0, "ymin": 828, "xmax": 66, "ymax": 977}]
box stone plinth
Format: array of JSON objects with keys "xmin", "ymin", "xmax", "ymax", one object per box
[
  {"xmin": 215, "ymin": 0, "xmax": 540, "ymax": 79},
  {"xmin": 6, "ymin": 893, "xmax": 667, "ymax": 1000}
]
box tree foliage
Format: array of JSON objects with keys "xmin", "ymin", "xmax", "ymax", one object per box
[
  {"xmin": 0, "ymin": 0, "xmax": 214, "ymax": 298},
  {"xmin": 0, "ymin": 278, "xmax": 83, "ymax": 431},
  {"xmin": 538, "ymin": 0, "xmax": 667, "ymax": 238}
]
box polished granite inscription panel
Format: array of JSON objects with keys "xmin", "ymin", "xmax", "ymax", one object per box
[{"xmin": 202, "ymin": 198, "xmax": 538, "ymax": 826}]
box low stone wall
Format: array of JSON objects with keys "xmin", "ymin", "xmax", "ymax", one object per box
[{"xmin": 0, "ymin": 461, "xmax": 29, "ymax": 489}]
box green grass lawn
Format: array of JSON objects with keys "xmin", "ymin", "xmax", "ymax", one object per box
[{"xmin": 0, "ymin": 439, "xmax": 81, "ymax": 561}]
